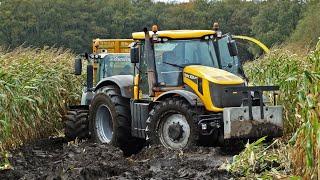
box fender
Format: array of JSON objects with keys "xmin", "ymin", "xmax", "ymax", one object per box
[
  {"xmin": 81, "ymin": 87, "xmax": 94, "ymax": 105},
  {"xmin": 154, "ymin": 90, "xmax": 203, "ymax": 106},
  {"xmin": 94, "ymin": 75, "xmax": 134, "ymax": 98}
]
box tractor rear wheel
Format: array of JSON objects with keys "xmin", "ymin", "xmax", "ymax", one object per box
[
  {"xmin": 146, "ymin": 97, "xmax": 198, "ymax": 150},
  {"xmin": 64, "ymin": 109, "xmax": 89, "ymax": 141}
]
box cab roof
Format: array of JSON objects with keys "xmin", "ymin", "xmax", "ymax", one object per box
[{"xmin": 132, "ymin": 30, "xmax": 216, "ymax": 40}]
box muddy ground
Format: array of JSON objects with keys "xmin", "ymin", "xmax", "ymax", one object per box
[{"xmin": 0, "ymin": 137, "xmax": 243, "ymax": 179}]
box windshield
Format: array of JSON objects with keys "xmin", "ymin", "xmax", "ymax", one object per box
[
  {"xmin": 99, "ymin": 53, "xmax": 133, "ymax": 80},
  {"xmin": 154, "ymin": 39, "xmax": 219, "ymax": 86}
]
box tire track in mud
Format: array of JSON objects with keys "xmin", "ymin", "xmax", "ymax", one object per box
[{"xmin": 0, "ymin": 137, "xmax": 241, "ymax": 179}]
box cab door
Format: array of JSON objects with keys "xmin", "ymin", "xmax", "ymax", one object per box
[{"xmin": 217, "ymin": 36, "xmax": 240, "ymax": 75}]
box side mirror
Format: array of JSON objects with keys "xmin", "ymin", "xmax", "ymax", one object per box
[
  {"xmin": 84, "ymin": 53, "xmax": 89, "ymax": 60},
  {"xmin": 130, "ymin": 46, "xmax": 140, "ymax": 63},
  {"xmin": 74, "ymin": 57, "xmax": 82, "ymax": 75},
  {"xmin": 228, "ymin": 40, "xmax": 238, "ymax": 56}
]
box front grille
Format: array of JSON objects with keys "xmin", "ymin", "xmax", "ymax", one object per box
[{"xmin": 209, "ymin": 82, "xmax": 244, "ymax": 108}]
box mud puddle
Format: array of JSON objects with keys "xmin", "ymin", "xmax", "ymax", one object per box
[{"xmin": 0, "ymin": 137, "xmax": 242, "ymax": 179}]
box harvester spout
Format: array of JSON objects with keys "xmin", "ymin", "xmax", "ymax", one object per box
[{"xmin": 143, "ymin": 28, "xmax": 157, "ymax": 97}]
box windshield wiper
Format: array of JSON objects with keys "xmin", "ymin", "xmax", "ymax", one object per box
[
  {"xmin": 163, "ymin": 61, "xmax": 183, "ymax": 68},
  {"xmin": 163, "ymin": 61, "xmax": 201, "ymax": 69}
]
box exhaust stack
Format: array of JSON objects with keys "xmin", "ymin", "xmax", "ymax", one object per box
[{"xmin": 143, "ymin": 28, "xmax": 157, "ymax": 97}]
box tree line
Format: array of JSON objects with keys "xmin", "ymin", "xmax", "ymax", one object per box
[{"xmin": 0, "ymin": 0, "xmax": 318, "ymax": 53}]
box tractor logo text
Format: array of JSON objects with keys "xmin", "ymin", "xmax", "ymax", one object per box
[{"xmin": 184, "ymin": 73, "xmax": 198, "ymax": 80}]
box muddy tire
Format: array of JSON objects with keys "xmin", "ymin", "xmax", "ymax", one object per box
[
  {"xmin": 89, "ymin": 85, "xmax": 143, "ymax": 153},
  {"xmin": 64, "ymin": 109, "xmax": 89, "ymax": 141},
  {"xmin": 146, "ymin": 97, "xmax": 198, "ymax": 150}
]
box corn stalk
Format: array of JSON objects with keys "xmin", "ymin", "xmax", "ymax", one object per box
[
  {"xmin": 0, "ymin": 47, "xmax": 82, "ymax": 151},
  {"xmin": 243, "ymin": 42, "xmax": 320, "ymax": 178}
]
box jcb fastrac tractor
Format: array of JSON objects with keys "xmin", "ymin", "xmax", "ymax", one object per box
[{"xmin": 65, "ymin": 25, "xmax": 283, "ymax": 150}]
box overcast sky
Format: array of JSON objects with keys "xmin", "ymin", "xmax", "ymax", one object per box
[
  {"xmin": 153, "ymin": 0, "xmax": 190, "ymax": 3},
  {"xmin": 152, "ymin": 0, "xmax": 265, "ymax": 2}
]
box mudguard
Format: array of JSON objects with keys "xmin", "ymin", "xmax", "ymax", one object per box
[
  {"xmin": 154, "ymin": 90, "xmax": 203, "ymax": 106},
  {"xmin": 81, "ymin": 88, "xmax": 94, "ymax": 105},
  {"xmin": 94, "ymin": 75, "xmax": 134, "ymax": 98}
]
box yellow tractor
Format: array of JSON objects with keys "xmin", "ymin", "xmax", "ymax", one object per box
[{"xmin": 70, "ymin": 25, "xmax": 283, "ymax": 150}]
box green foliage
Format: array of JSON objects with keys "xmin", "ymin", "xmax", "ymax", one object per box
[
  {"xmin": 291, "ymin": 1, "xmax": 320, "ymax": 47},
  {"xmin": 0, "ymin": 47, "xmax": 83, "ymax": 151},
  {"xmin": 0, "ymin": 0, "xmax": 309, "ymax": 53},
  {"xmin": 251, "ymin": 0, "xmax": 305, "ymax": 47},
  {"xmin": 0, "ymin": 151, "xmax": 12, "ymax": 170},
  {"xmin": 0, "ymin": 0, "xmax": 107, "ymax": 53},
  {"xmin": 226, "ymin": 137, "xmax": 291, "ymax": 179},
  {"xmin": 243, "ymin": 42, "xmax": 320, "ymax": 179}
]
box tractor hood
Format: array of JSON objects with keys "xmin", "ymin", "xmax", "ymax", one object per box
[{"xmin": 183, "ymin": 65, "xmax": 244, "ymax": 85}]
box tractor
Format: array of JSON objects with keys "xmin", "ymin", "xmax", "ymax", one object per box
[
  {"xmin": 64, "ymin": 39, "xmax": 133, "ymax": 141},
  {"xmin": 65, "ymin": 25, "xmax": 283, "ymax": 151}
]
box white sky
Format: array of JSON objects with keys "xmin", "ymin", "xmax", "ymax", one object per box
[
  {"xmin": 153, "ymin": 0, "xmax": 190, "ymax": 3},
  {"xmin": 153, "ymin": 0, "xmax": 265, "ymax": 2}
]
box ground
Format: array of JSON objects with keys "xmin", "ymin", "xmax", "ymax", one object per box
[{"xmin": 0, "ymin": 137, "xmax": 242, "ymax": 179}]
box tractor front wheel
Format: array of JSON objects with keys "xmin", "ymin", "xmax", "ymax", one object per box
[{"xmin": 146, "ymin": 97, "xmax": 198, "ymax": 150}]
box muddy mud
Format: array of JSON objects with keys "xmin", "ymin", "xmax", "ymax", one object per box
[{"xmin": 0, "ymin": 137, "xmax": 243, "ymax": 179}]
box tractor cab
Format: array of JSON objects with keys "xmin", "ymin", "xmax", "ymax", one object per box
[
  {"xmin": 92, "ymin": 39, "xmax": 134, "ymax": 83},
  {"xmin": 97, "ymin": 53, "xmax": 133, "ymax": 80},
  {"xmin": 130, "ymin": 27, "xmax": 244, "ymax": 99}
]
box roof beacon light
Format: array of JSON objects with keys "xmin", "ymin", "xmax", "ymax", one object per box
[
  {"xmin": 152, "ymin": 25, "xmax": 159, "ymax": 42},
  {"xmin": 213, "ymin": 22, "xmax": 222, "ymax": 38},
  {"xmin": 152, "ymin": 25, "xmax": 158, "ymax": 33},
  {"xmin": 213, "ymin": 22, "xmax": 219, "ymax": 31}
]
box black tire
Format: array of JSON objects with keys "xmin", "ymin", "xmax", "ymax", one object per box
[
  {"xmin": 64, "ymin": 109, "xmax": 89, "ymax": 141},
  {"xmin": 146, "ymin": 97, "xmax": 199, "ymax": 150},
  {"xmin": 89, "ymin": 85, "xmax": 144, "ymax": 153}
]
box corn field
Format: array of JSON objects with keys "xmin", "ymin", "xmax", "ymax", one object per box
[
  {"xmin": 0, "ymin": 47, "xmax": 82, "ymax": 151},
  {"xmin": 0, "ymin": 44, "xmax": 319, "ymax": 178},
  {"xmin": 240, "ymin": 41, "xmax": 320, "ymax": 179}
]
